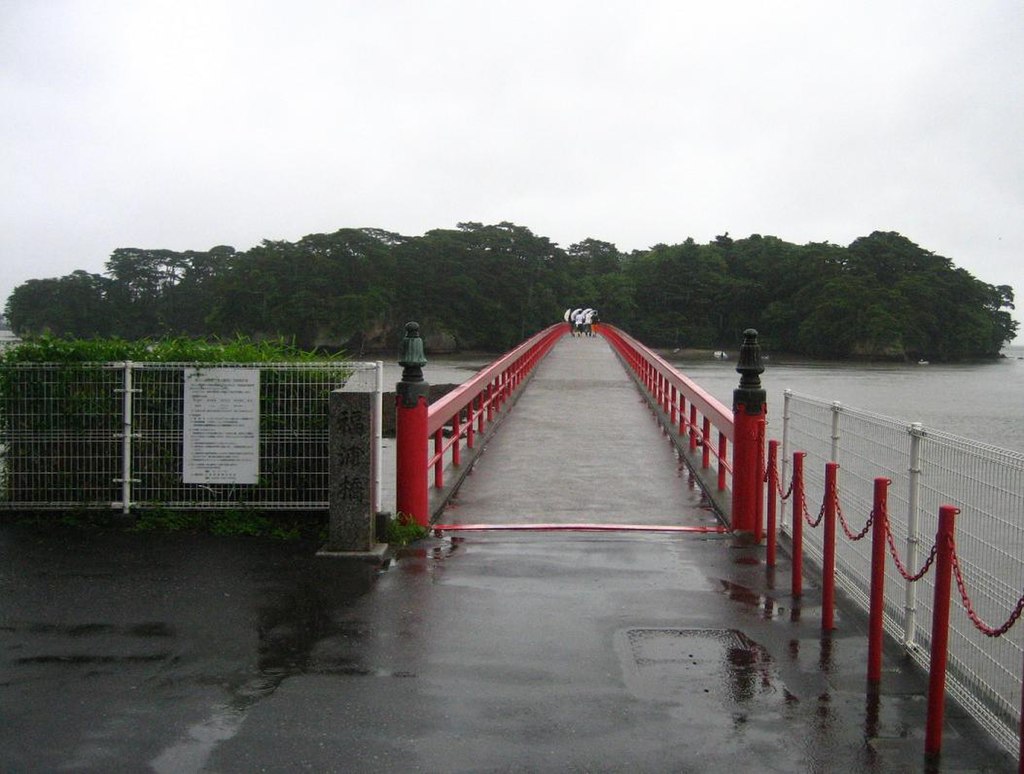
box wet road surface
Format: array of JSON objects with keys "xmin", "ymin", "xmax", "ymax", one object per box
[
  {"xmin": 1, "ymin": 336, "xmax": 1015, "ymax": 771},
  {"xmin": 2, "ymin": 526, "xmax": 1012, "ymax": 772}
]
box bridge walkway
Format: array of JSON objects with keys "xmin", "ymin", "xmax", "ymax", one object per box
[
  {"xmin": 439, "ymin": 333, "xmax": 720, "ymax": 528},
  {"xmin": 281, "ymin": 334, "xmax": 1005, "ymax": 771}
]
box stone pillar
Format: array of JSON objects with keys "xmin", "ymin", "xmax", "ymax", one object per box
[{"xmin": 320, "ymin": 379, "xmax": 388, "ymax": 562}]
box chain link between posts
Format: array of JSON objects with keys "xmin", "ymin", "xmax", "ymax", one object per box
[
  {"xmin": 950, "ymin": 536, "xmax": 1024, "ymax": 638},
  {"xmin": 765, "ymin": 448, "xmax": 1024, "ymax": 639},
  {"xmin": 835, "ymin": 488, "xmax": 873, "ymax": 541},
  {"xmin": 882, "ymin": 510, "xmax": 938, "ymax": 582},
  {"xmin": 764, "ymin": 451, "xmax": 794, "ymax": 501},
  {"xmin": 801, "ymin": 487, "xmax": 825, "ymax": 528}
]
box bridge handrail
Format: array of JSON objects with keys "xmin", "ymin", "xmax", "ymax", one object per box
[
  {"xmin": 599, "ymin": 325, "xmax": 734, "ymax": 440},
  {"xmin": 422, "ymin": 323, "xmax": 568, "ymax": 497},
  {"xmin": 427, "ymin": 323, "xmax": 567, "ymax": 435}
]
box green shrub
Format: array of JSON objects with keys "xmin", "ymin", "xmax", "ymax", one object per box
[
  {"xmin": 386, "ymin": 513, "xmax": 429, "ymax": 546},
  {"xmin": 0, "ymin": 335, "xmax": 351, "ymax": 510}
]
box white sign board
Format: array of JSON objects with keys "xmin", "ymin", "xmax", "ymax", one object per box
[{"xmin": 183, "ymin": 368, "xmax": 260, "ymax": 484}]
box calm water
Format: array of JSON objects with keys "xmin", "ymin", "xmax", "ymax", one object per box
[{"xmin": 669, "ymin": 345, "xmax": 1024, "ymax": 454}]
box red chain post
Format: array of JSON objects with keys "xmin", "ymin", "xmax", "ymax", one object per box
[
  {"xmin": 822, "ymin": 462, "xmax": 839, "ymax": 632},
  {"xmin": 867, "ymin": 477, "xmax": 890, "ymax": 685},
  {"xmin": 731, "ymin": 329, "xmax": 767, "ymax": 534},
  {"xmin": 791, "ymin": 452, "xmax": 806, "ymax": 599},
  {"xmin": 766, "ymin": 439, "xmax": 779, "ymax": 567},
  {"xmin": 395, "ymin": 322, "xmax": 430, "ymax": 527},
  {"xmin": 925, "ymin": 504, "xmax": 960, "ymax": 762}
]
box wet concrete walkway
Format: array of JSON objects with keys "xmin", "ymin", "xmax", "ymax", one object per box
[
  {"xmin": 438, "ymin": 334, "xmax": 720, "ymax": 527},
  {"xmin": 0, "ymin": 335, "xmax": 1015, "ymax": 772}
]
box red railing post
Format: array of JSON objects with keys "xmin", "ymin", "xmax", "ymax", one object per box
[
  {"xmin": 925, "ymin": 504, "xmax": 959, "ymax": 761},
  {"xmin": 396, "ymin": 322, "xmax": 429, "ymax": 526},
  {"xmin": 822, "ymin": 462, "xmax": 839, "ymax": 632},
  {"xmin": 766, "ymin": 439, "xmax": 779, "ymax": 567},
  {"xmin": 791, "ymin": 452, "xmax": 805, "ymax": 598},
  {"xmin": 702, "ymin": 417, "xmax": 712, "ymax": 469},
  {"xmin": 452, "ymin": 414, "xmax": 461, "ymax": 466},
  {"xmin": 717, "ymin": 432, "xmax": 727, "ymax": 492},
  {"xmin": 867, "ymin": 477, "xmax": 890, "ymax": 685},
  {"xmin": 433, "ymin": 429, "xmax": 443, "ymax": 489},
  {"xmin": 731, "ymin": 329, "xmax": 766, "ymax": 533}
]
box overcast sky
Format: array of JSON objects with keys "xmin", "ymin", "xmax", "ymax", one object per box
[{"xmin": 2, "ymin": 1, "xmax": 1022, "ymax": 338}]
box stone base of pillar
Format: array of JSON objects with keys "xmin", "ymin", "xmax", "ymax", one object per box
[{"xmin": 315, "ymin": 543, "xmax": 390, "ymax": 565}]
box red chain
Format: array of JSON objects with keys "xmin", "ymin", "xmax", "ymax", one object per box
[
  {"xmin": 802, "ymin": 492, "xmax": 825, "ymax": 528},
  {"xmin": 777, "ymin": 475, "xmax": 794, "ymax": 501},
  {"xmin": 950, "ymin": 537, "xmax": 1024, "ymax": 637},
  {"xmin": 884, "ymin": 514, "xmax": 937, "ymax": 581},
  {"xmin": 763, "ymin": 447, "xmax": 794, "ymax": 501},
  {"xmin": 837, "ymin": 494, "xmax": 873, "ymax": 542}
]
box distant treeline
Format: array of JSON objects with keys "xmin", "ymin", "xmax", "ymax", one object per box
[{"xmin": 5, "ymin": 222, "xmax": 1017, "ymax": 360}]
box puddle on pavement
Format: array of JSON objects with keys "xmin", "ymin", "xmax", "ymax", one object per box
[
  {"xmin": 150, "ymin": 691, "xmax": 255, "ymax": 774},
  {"xmin": 713, "ymin": 578, "xmax": 786, "ymax": 620},
  {"xmin": 150, "ymin": 559, "xmax": 382, "ymax": 773},
  {"xmin": 617, "ymin": 628, "xmax": 784, "ymax": 708},
  {"xmin": 393, "ymin": 537, "xmax": 461, "ymax": 581}
]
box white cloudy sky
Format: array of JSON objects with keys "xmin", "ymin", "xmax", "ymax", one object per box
[{"xmin": 2, "ymin": 1, "xmax": 1022, "ymax": 336}]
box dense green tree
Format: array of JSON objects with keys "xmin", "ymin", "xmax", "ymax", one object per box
[
  {"xmin": 4, "ymin": 224, "xmax": 1017, "ymax": 359},
  {"xmin": 6, "ymin": 271, "xmax": 115, "ymax": 337}
]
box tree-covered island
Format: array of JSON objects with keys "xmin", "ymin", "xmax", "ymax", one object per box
[{"xmin": 5, "ymin": 223, "xmax": 1017, "ymax": 361}]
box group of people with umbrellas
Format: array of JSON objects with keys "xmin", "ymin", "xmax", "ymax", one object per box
[{"xmin": 564, "ymin": 308, "xmax": 599, "ymax": 337}]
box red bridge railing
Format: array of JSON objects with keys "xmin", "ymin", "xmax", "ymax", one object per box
[
  {"xmin": 397, "ymin": 321, "xmax": 766, "ymax": 534},
  {"xmin": 597, "ymin": 324, "xmax": 765, "ymax": 532},
  {"xmin": 396, "ymin": 322, "xmax": 567, "ymax": 525}
]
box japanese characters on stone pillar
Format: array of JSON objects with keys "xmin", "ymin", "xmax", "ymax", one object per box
[{"xmin": 322, "ymin": 370, "xmax": 387, "ymax": 561}]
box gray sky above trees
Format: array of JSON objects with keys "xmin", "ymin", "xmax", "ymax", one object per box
[{"xmin": 2, "ymin": 1, "xmax": 1022, "ymax": 338}]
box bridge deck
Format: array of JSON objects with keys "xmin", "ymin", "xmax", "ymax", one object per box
[
  {"xmin": 345, "ymin": 334, "xmax": 1004, "ymax": 771},
  {"xmin": 1, "ymin": 335, "xmax": 1011, "ymax": 771},
  {"xmin": 440, "ymin": 334, "xmax": 721, "ymax": 528}
]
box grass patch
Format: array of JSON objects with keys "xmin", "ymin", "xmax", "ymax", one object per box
[
  {"xmin": 1, "ymin": 507, "xmax": 326, "ymax": 542},
  {"xmin": 385, "ymin": 513, "xmax": 429, "ymax": 546}
]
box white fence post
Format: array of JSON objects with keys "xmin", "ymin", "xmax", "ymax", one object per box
[
  {"xmin": 119, "ymin": 361, "xmax": 135, "ymax": 513},
  {"xmin": 830, "ymin": 400, "xmax": 842, "ymax": 463},
  {"xmin": 903, "ymin": 421, "xmax": 924, "ymax": 647},
  {"xmin": 780, "ymin": 389, "xmax": 792, "ymax": 531}
]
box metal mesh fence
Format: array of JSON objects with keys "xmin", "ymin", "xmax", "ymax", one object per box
[
  {"xmin": 779, "ymin": 391, "xmax": 1024, "ymax": 754},
  {"xmin": 0, "ymin": 361, "xmax": 377, "ymax": 510}
]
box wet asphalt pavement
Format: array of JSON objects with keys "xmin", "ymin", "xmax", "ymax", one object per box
[{"xmin": 1, "ymin": 336, "xmax": 1016, "ymax": 772}]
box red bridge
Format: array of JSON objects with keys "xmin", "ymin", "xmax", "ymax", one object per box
[{"xmin": 375, "ymin": 321, "xmax": 1022, "ymax": 772}]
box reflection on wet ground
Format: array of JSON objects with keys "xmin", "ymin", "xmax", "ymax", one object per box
[{"xmin": 2, "ymin": 520, "xmax": 1015, "ymax": 772}]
